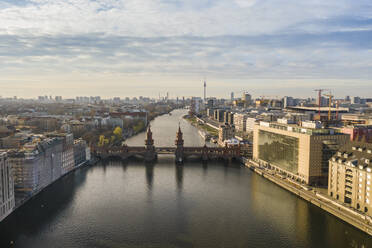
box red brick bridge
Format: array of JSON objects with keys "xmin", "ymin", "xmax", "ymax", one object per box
[{"xmin": 91, "ymin": 126, "xmax": 241, "ymax": 164}]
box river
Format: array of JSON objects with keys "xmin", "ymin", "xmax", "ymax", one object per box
[{"xmin": 0, "ymin": 109, "xmax": 371, "ymax": 248}]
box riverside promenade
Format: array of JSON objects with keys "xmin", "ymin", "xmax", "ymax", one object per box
[{"xmin": 244, "ymin": 159, "xmax": 372, "ymax": 236}]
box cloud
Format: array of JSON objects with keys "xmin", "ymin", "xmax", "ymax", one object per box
[
  {"xmin": 1, "ymin": 0, "xmax": 371, "ymax": 36},
  {"xmin": 0, "ymin": 0, "xmax": 371, "ymax": 97}
]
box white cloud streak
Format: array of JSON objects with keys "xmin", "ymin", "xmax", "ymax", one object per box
[{"xmin": 0, "ymin": 0, "xmax": 371, "ymax": 97}]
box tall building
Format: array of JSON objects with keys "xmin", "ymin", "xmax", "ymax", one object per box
[
  {"xmin": 253, "ymin": 121, "xmax": 349, "ymax": 185},
  {"xmin": 283, "ymin": 96, "xmax": 294, "ymax": 108},
  {"xmin": 190, "ymin": 97, "xmax": 203, "ymax": 115},
  {"xmin": 0, "ymin": 152, "xmax": 15, "ymax": 221},
  {"xmin": 231, "ymin": 92, "xmax": 234, "ymax": 101},
  {"xmin": 223, "ymin": 112, "xmax": 234, "ymax": 125},
  {"xmin": 215, "ymin": 109, "xmax": 226, "ymax": 122},
  {"xmin": 352, "ymin": 97, "xmax": 361, "ymax": 104},
  {"xmin": 243, "ymin": 92, "xmax": 251, "ymax": 105},
  {"xmin": 328, "ymin": 142, "xmax": 372, "ymax": 216},
  {"xmin": 233, "ymin": 113, "xmax": 248, "ymax": 132},
  {"xmin": 218, "ymin": 124, "xmax": 235, "ymax": 145}
]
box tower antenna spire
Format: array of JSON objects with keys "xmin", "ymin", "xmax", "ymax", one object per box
[{"xmin": 203, "ymin": 77, "xmax": 207, "ymax": 102}]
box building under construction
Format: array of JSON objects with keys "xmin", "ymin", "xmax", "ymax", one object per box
[{"xmin": 287, "ymin": 106, "xmax": 349, "ymax": 122}]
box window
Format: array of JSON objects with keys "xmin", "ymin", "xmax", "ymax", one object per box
[{"xmin": 365, "ymin": 207, "xmax": 368, "ymax": 213}]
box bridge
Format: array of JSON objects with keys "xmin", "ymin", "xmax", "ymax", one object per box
[{"xmin": 91, "ymin": 125, "xmax": 241, "ymax": 164}]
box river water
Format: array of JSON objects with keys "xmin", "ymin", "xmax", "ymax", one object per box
[{"xmin": 0, "ymin": 109, "xmax": 371, "ymax": 248}]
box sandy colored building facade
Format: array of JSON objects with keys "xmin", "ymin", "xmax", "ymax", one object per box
[
  {"xmin": 253, "ymin": 121, "xmax": 349, "ymax": 185},
  {"xmin": 328, "ymin": 142, "xmax": 372, "ymax": 216}
]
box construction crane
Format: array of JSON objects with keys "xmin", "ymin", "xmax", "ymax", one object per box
[
  {"xmin": 335, "ymin": 100, "xmax": 340, "ymax": 120},
  {"xmin": 323, "ymin": 92, "xmax": 334, "ymax": 121},
  {"xmin": 314, "ymin": 89, "xmax": 328, "ymax": 119}
]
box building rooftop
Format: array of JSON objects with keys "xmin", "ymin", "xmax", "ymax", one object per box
[
  {"xmin": 258, "ymin": 121, "xmax": 344, "ymax": 136},
  {"xmin": 288, "ymin": 106, "xmax": 349, "ymax": 113},
  {"xmin": 331, "ymin": 142, "xmax": 372, "ymax": 172}
]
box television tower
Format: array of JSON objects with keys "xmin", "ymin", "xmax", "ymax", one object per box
[{"xmin": 203, "ymin": 80, "xmax": 206, "ymax": 102}]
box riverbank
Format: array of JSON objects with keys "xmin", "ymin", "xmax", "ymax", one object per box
[
  {"xmin": 243, "ymin": 158, "xmax": 372, "ymax": 236},
  {"xmin": 183, "ymin": 115, "xmax": 219, "ymax": 137}
]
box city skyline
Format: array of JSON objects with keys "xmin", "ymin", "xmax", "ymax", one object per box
[{"xmin": 1, "ymin": 0, "xmax": 372, "ymax": 98}]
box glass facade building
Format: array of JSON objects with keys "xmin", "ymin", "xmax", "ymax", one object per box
[{"xmin": 258, "ymin": 130, "xmax": 299, "ymax": 174}]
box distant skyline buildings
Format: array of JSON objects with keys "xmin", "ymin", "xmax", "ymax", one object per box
[{"xmin": 1, "ymin": 78, "xmax": 372, "ymax": 99}]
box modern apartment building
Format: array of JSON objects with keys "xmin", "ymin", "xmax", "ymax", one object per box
[
  {"xmin": 218, "ymin": 124, "xmax": 235, "ymax": 145},
  {"xmin": 0, "ymin": 152, "xmax": 15, "ymax": 221},
  {"xmin": 253, "ymin": 121, "xmax": 349, "ymax": 185},
  {"xmin": 233, "ymin": 113, "xmax": 248, "ymax": 132},
  {"xmin": 328, "ymin": 142, "xmax": 372, "ymax": 216}
]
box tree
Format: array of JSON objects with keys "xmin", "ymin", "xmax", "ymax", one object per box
[
  {"xmin": 113, "ymin": 126, "xmax": 123, "ymax": 141},
  {"xmin": 98, "ymin": 135, "xmax": 109, "ymax": 146},
  {"xmin": 133, "ymin": 120, "xmax": 145, "ymax": 133}
]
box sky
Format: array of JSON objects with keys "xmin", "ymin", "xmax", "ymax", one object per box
[{"xmin": 0, "ymin": 0, "xmax": 372, "ymax": 99}]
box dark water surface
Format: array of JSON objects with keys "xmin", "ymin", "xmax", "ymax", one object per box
[{"xmin": 0, "ymin": 109, "xmax": 371, "ymax": 248}]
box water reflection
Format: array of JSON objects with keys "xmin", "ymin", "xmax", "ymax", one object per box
[
  {"xmin": 0, "ymin": 109, "xmax": 371, "ymax": 248},
  {"xmin": 175, "ymin": 165, "xmax": 183, "ymax": 192},
  {"xmin": 0, "ymin": 167, "xmax": 89, "ymax": 247},
  {"xmin": 145, "ymin": 163, "xmax": 154, "ymax": 191}
]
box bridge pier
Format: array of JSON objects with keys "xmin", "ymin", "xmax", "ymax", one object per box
[
  {"xmin": 175, "ymin": 125, "xmax": 184, "ymax": 165},
  {"xmin": 144, "ymin": 151, "xmax": 157, "ymax": 162},
  {"xmin": 144, "ymin": 125, "xmax": 157, "ymax": 162}
]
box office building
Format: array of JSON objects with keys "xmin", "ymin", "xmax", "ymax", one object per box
[
  {"xmin": 283, "ymin": 96, "xmax": 294, "ymax": 108},
  {"xmin": 243, "ymin": 92, "xmax": 251, "ymax": 105},
  {"xmin": 253, "ymin": 121, "xmax": 349, "ymax": 185}
]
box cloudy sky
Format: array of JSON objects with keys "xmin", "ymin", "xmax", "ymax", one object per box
[{"xmin": 0, "ymin": 0, "xmax": 371, "ymax": 98}]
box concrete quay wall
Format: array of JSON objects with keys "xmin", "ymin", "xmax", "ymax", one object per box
[{"xmin": 245, "ymin": 161, "xmax": 372, "ymax": 236}]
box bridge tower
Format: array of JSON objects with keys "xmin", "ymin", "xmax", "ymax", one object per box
[
  {"xmin": 144, "ymin": 125, "xmax": 157, "ymax": 162},
  {"xmin": 175, "ymin": 124, "xmax": 184, "ymax": 164}
]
